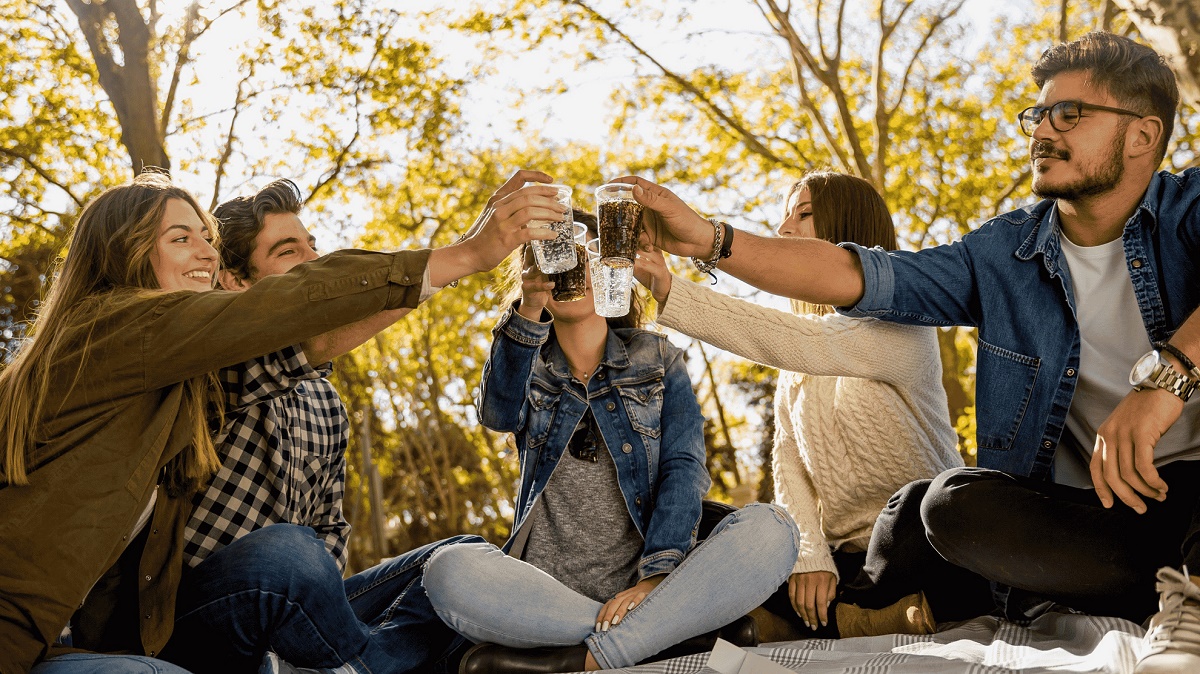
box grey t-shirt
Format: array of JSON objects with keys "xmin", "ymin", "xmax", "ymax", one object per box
[{"xmin": 521, "ymin": 418, "xmax": 644, "ymax": 603}]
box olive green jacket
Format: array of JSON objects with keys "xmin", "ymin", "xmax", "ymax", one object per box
[{"xmin": 0, "ymin": 249, "xmax": 430, "ymax": 673}]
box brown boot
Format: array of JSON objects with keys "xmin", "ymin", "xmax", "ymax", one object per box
[{"xmin": 836, "ymin": 592, "xmax": 936, "ymax": 638}]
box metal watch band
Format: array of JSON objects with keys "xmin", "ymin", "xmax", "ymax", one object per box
[{"xmin": 1152, "ymin": 362, "xmax": 1199, "ymax": 402}]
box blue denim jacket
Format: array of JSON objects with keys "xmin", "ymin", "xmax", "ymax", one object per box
[
  {"xmin": 842, "ymin": 170, "xmax": 1200, "ymax": 480},
  {"xmin": 478, "ymin": 305, "xmax": 711, "ymax": 579}
]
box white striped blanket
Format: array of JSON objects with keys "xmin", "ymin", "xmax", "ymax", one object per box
[{"xmin": 583, "ymin": 612, "xmax": 1146, "ymax": 674}]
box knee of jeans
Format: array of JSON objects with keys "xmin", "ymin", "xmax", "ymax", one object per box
[
  {"xmin": 422, "ymin": 541, "xmax": 496, "ymax": 611},
  {"xmin": 921, "ymin": 468, "xmax": 990, "ymax": 556},
  {"xmin": 242, "ymin": 524, "xmax": 336, "ymax": 584},
  {"xmin": 737, "ymin": 503, "xmax": 802, "ymax": 558}
]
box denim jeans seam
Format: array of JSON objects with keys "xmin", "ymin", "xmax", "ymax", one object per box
[
  {"xmin": 370, "ymin": 576, "xmax": 417, "ymax": 633},
  {"xmin": 345, "ymin": 560, "xmax": 423, "ymax": 601},
  {"xmin": 174, "ymin": 588, "xmax": 351, "ymax": 665}
]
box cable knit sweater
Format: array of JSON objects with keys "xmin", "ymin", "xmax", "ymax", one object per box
[{"xmin": 657, "ymin": 278, "xmax": 963, "ymax": 579}]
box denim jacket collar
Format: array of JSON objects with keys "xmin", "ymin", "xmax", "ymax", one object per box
[
  {"xmin": 542, "ymin": 326, "xmax": 632, "ymax": 379},
  {"xmin": 1013, "ymin": 172, "xmax": 1163, "ymax": 274}
]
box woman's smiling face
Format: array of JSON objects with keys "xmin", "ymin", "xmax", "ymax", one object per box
[{"xmin": 149, "ymin": 198, "xmax": 218, "ymax": 292}]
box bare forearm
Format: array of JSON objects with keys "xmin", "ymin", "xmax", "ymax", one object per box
[
  {"xmin": 719, "ymin": 229, "xmax": 866, "ymax": 307},
  {"xmin": 1165, "ymin": 308, "xmax": 1200, "ymax": 374},
  {"xmin": 302, "ymin": 308, "xmax": 411, "ymax": 363},
  {"xmin": 427, "ymin": 241, "xmax": 481, "ymax": 289}
]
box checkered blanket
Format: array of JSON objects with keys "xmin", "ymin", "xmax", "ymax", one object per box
[{"xmin": 586, "ymin": 612, "xmax": 1146, "ymax": 673}]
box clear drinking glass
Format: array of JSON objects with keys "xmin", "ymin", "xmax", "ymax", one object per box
[
  {"xmin": 529, "ymin": 184, "xmax": 577, "ymax": 273},
  {"xmin": 586, "ymin": 239, "xmax": 633, "ymax": 317},
  {"xmin": 595, "ymin": 183, "xmax": 643, "ymax": 268}
]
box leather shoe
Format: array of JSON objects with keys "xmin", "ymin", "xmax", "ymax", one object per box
[
  {"xmin": 637, "ymin": 614, "xmax": 759, "ymax": 664},
  {"xmin": 458, "ymin": 642, "xmax": 588, "ymax": 674}
]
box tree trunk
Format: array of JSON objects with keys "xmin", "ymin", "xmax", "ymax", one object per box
[
  {"xmin": 1113, "ymin": 0, "xmax": 1200, "ymax": 108},
  {"xmin": 65, "ymin": 0, "xmax": 170, "ymax": 173}
]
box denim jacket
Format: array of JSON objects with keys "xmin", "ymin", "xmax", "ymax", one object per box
[
  {"xmin": 478, "ymin": 304, "xmax": 710, "ymax": 579},
  {"xmin": 842, "ymin": 170, "xmax": 1200, "ymax": 480}
]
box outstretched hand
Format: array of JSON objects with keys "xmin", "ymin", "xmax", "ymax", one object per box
[
  {"xmin": 610, "ymin": 176, "xmax": 712, "ymax": 259},
  {"xmin": 1090, "ymin": 387, "xmax": 1181, "ymax": 513},
  {"xmin": 459, "ymin": 169, "xmax": 564, "ymax": 275}
]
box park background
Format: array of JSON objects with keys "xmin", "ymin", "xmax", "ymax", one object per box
[{"xmin": 1, "ymin": 0, "xmax": 1198, "ymax": 574}]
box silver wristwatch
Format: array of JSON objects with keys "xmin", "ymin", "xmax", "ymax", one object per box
[{"xmin": 1130, "ymin": 349, "xmax": 1199, "ymax": 402}]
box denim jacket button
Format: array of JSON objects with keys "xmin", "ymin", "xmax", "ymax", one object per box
[
  {"xmin": 606, "ymin": 402, "xmax": 616, "ymax": 411},
  {"xmin": 1066, "ymin": 368, "xmax": 1076, "ymax": 377},
  {"xmin": 1132, "ymin": 259, "xmax": 1143, "ymax": 269},
  {"xmin": 597, "ymin": 372, "xmax": 605, "ymax": 379},
  {"xmin": 635, "ymin": 496, "xmax": 642, "ymax": 506},
  {"xmin": 1043, "ymin": 440, "xmax": 1053, "ymax": 448},
  {"xmin": 621, "ymin": 443, "xmax": 632, "ymax": 453}
]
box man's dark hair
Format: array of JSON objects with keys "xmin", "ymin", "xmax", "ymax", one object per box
[
  {"xmin": 213, "ymin": 179, "xmax": 304, "ymax": 280},
  {"xmin": 1032, "ymin": 32, "xmax": 1179, "ymax": 163}
]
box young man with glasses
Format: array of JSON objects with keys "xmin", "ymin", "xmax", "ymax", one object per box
[{"xmin": 623, "ymin": 32, "xmax": 1200, "ymax": 672}]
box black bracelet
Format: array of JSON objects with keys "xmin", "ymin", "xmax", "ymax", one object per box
[
  {"xmin": 719, "ymin": 222, "xmax": 733, "ymax": 259},
  {"xmin": 1156, "ymin": 341, "xmax": 1200, "ymax": 378}
]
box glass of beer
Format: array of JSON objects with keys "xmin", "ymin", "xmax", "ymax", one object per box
[
  {"xmin": 586, "ymin": 239, "xmax": 633, "ymax": 317},
  {"xmin": 595, "ymin": 183, "xmax": 643, "ymax": 268},
  {"xmin": 549, "ymin": 243, "xmax": 588, "ymax": 302},
  {"xmin": 529, "ymin": 184, "xmax": 577, "ymax": 274}
]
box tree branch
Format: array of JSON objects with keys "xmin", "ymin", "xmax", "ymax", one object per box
[
  {"xmin": 210, "ymin": 66, "xmax": 255, "ymax": 211},
  {"xmin": 570, "ymin": 0, "xmax": 795, "ymax": 169},
  {"xmin": 0, "ymin": 146, "xmax": 85, "ymax": 208}
]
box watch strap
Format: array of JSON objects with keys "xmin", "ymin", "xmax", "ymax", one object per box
[
  {"xmin": 1155, "ymin": 341, "xmax": 1200, "ymax": 380},
  {"xmin": 1150, "ymin": 358, "xmax": 1199, "ymax": 402}
]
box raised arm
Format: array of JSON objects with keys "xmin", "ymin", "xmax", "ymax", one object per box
[
  {"xmin": 477, "ymin": 305, "xmax": 551, "ymax": 434},
  {"xmin": 652, "ymin": 274, "xmax": 939, "ymax": 387}
]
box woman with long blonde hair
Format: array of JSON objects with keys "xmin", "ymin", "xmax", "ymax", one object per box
[{"xmin": 0, "ymin": 170, "xmax": 562, "ymax": 673}]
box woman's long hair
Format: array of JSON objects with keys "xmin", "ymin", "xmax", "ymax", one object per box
[
  {"xmin": 788, "ymin": 172, "xmax": 897, "ymax": 316},
  {"xmin": 502, "ymin": 207, "xmax": 646, "ymax": 330},
  {"xmin": 0, "ymin": 172, "xmax": 224, "ymax": 495}
]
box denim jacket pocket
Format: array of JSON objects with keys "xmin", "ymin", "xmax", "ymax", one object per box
[
  {"xmin": 975, "ymin": 340, "xmax": 1040, "ymax": 452},
  {"xmin": 618, "ymin": 381, "xmax": 665, "ymax": 439},
  {"xmin": 525, "ymin": 379, "xmax": 560, "ymax": 448}
]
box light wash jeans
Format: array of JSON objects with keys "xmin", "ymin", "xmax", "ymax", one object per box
[
  {"xmin": 31, "ymin": 654, "xmax": 193, "ymax": 674},
  {"xmin": 423, "ymin": 502, "xmax": 800, "ymax": 669}
]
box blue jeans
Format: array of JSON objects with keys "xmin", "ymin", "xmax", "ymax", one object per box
[
  {"xmin": 32, "ymin": 654, "xmax": 193, "ymax": 674},
  {"xmin": 423, "ymin": 503, "xmax": 800, "ymax": 669},
  {"xmin": 162, "ymin": 524, "xmax": 483, "ymax": 674}
]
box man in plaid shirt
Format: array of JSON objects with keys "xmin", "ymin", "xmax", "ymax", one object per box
[{"xmin": 162, "ymin": 172, "xmax": 562, "ymax": 674}]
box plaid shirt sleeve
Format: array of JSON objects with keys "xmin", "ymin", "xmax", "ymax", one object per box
[
  {"xmin": 219, "ymin": 345, "xmax": 325, "ymax": 411},
  {"xmin": 311, "ymin": 448, "xmax": 351, "ymax": 571}
]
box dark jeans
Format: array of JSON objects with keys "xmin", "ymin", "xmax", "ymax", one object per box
[
  {"xmin": 842, "ymin": 462, "xmax": 1200, "ymax": 624},
  {"xmin": 161, "ymin": 524, "xmax": 484, "ymax": 674}
]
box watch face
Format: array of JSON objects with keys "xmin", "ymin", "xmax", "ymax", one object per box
[{"xmin": 1131, "ymin": 351, "xmax": 1159, "ymax": 386}]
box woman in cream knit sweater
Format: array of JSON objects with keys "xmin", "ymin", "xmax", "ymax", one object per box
[{"xmin": 633, "ymin": 171, "xmax": 963, "ymax": 638}]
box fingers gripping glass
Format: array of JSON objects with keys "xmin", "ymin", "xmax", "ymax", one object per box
[{"xmin": 1017, "ymin": 100, "xmax": 1145, "ymax": 136}]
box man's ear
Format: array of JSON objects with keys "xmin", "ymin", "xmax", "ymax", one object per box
[
  {"xmin": 1128, "ymin": 115, "xmax": 1164, "ymax": 161},
  {"xmin": 218, "ymin": 268, "xmax": 251, "ymax": 291}
]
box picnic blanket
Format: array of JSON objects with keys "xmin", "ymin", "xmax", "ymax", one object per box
[{"xmin": 583, "ymin": 612, "xmax": 1148, "ymax": 673}]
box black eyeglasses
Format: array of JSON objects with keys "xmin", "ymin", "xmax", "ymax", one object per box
[
  {"xmin": 567, "ymin": 411, "xmax": 598, "ymax": 463},
  {"xmin": 1017, "ymin": 100, "xmax": 1145, "ymax": 137}
]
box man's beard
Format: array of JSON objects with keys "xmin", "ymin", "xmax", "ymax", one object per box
[{"xmin": 1030, "ymin": 132, "xmax": 1126, "ymax": 201}]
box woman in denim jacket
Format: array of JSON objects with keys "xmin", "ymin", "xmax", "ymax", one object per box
[{"xmin": 424, "ymin": 212, "xmax": 800, "ymax": 673}]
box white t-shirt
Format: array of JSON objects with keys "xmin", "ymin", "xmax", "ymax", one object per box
[{"xmin": 1055, "ymin": 232, "xmax": 1200, "ymax": 487}]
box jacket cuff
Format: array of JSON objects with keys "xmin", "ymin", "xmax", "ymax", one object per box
[
  {"xmin": 654, "ymin": 274, "xmax": 694, "ymax": 326},
  {"xmin": 496, "ymin": 302, "xmax": 552, "ymax": 347},
  {"xmin": 836, "ymin": 243, "xmax": 894, "ymax": 318},
  {"xmin": 791, "ymin": 547, "xmax": 839, "ymax": 582},
  {"xmin": 385, "ymin": 249, "xmax": 432, "ymax": 309},
  {"xmin": 638, "ymin": 548, "xmax": 685, "ymax": 580}
]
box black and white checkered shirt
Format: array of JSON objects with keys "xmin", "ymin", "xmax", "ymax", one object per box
[{"xmin": 184, "ymin": 345, "xmax": 351, "ymax": 571}]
